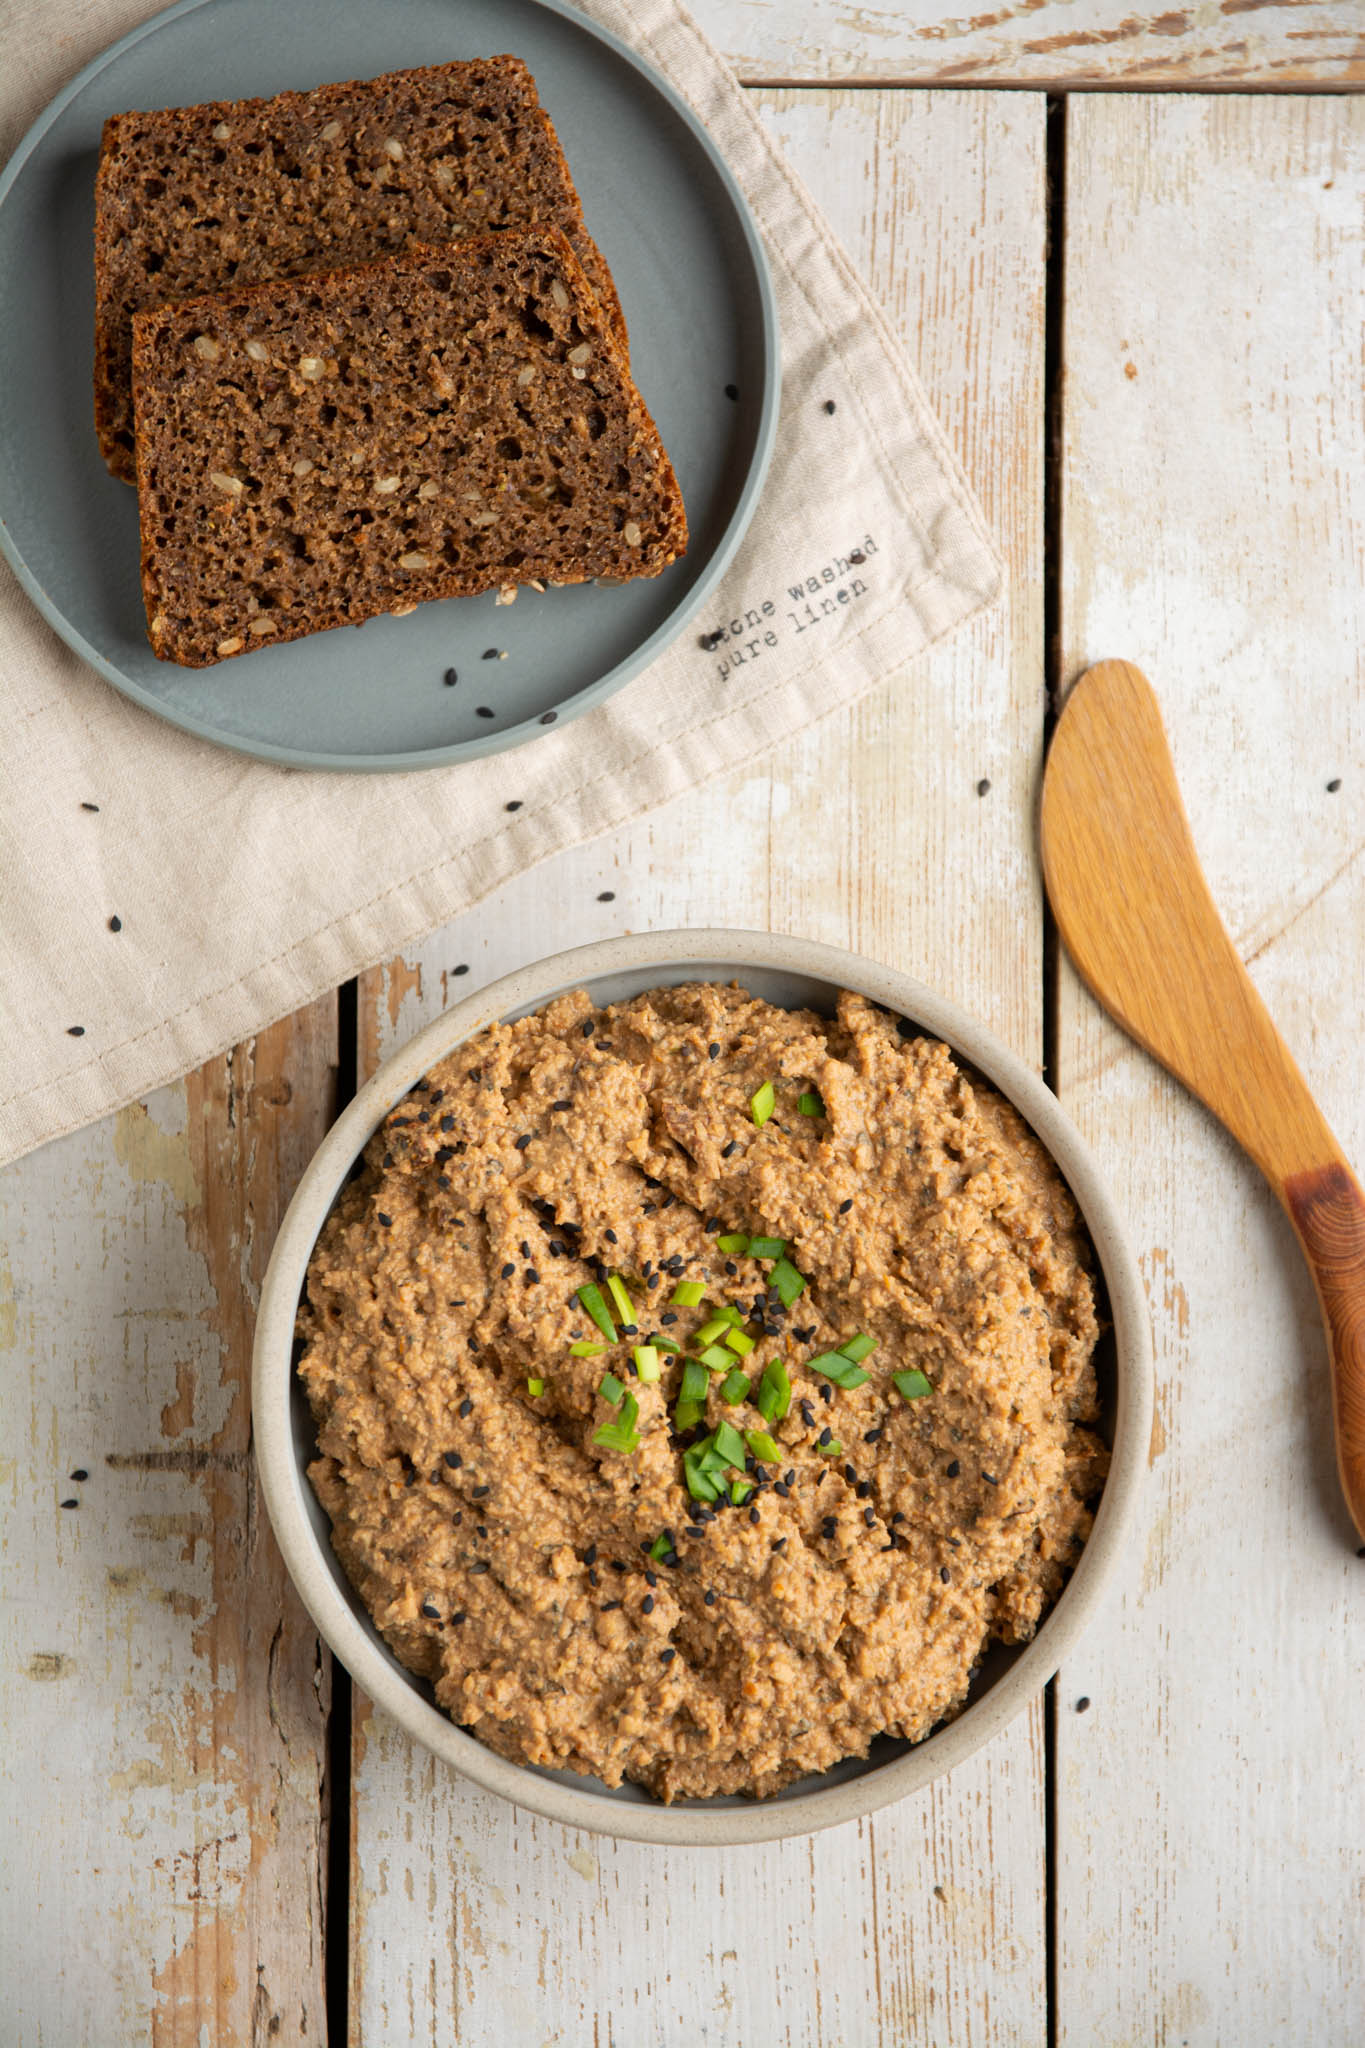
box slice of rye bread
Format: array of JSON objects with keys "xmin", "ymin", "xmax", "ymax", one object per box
[
  {"xmin": 131, "ymin": 227, "xmax": 687, "ymax": 668},
  {"xmin": 95, "ymin": 55, "xmax": 627, "ymax": 482}
]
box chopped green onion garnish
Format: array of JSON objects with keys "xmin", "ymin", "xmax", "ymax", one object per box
[
  {"xmin": 527, "ymin": 1377, "xmax": 545, "ymax": 1397},
  {"xmin": 724, "ymin": 1326, "xmax": 755, "ymax": 1357},
  {"xmin": 576, "ymin": 1284, "xmax": 616, "ymax": 1342},
  {"xmin": 569, "ymin": 1339, "xmax": 608, "ymax": 1357},
  {"xmin": 683, "ymin": 1445, "xmax": 723, "ymax": 1501},
  {"xmin": 840, "ymin": 1333, "xmax": 877, "ymax": 1364},
  {"xmin": 816, "ymin": 1438, "xmax": 843, "ymax": 1456},
  {"xmin": 675, "ymin": 1358, "xmax": 709, "ymax": 1430},
  {"xmin": 715, "ymin": 1305, "xmax": 745, "ymax": 1327},
  {"xmin": 633, "ymin": 1345, "xmax": 661, "ymax": 1384},
  {"xmin": 797, "ymin": 1090, "xmax": 824, "ymax": 1117},
  {"xmin": 719, "ymin": 1368, "xmax": 751, "ymax": 1405},
  {"xmin": 756, "ymin": 1359, "xmax": 791, "ymax": 1423},
  {"xmin": 771, "ymin": 1257, "xmax": 806, "ymax": 1307},
  {"xmin": 653, "ymin": 1335, "xmax": 682, "ymax": 1355},
  {"xmin": 648, "ymin": 1533, "xmax": 673, "ymax": 1561},
  {"xmin": 807, "ymin": 1352, "xmax": 870, "ymax": 1390},
  {"xmin": 593, "ymin": 1391, "xmax": 640, "ymax": 1453},
  {"xmin": 745, "ymin": 1429, "xmax": 782, "ymax": 1465},
  {"xmin": 893, "ymin": 1369, "xmax": 933, "ymax": 1401},
  {"xmin": 730, "ymin": 1479, "xmax": 754, "ymax": 1506},
  {"xmin": 598, "ymin": 1372, "xmax": 625, "ymax": 1406},
  {"xmin": 713, "ymin": 1418, "xmax": 747, "ymax": 1468},
  {"xmin": 750, "ymin": 1081, "xmax": 776, "ymax": 1127},
  {"xmin": 716, "ymin": 1232, "xmax": 750, "ymax": 1256},
  {"xmin": 694, "ymin": 1315, "xmax": 731, "ymax": 1346},
  {"xmin": 606, "ymin": 1274, "xmax": 637, "ymax": 1326},
  {"xmin": 698, "ymin": 1344, "xmax": 736, "ymax": 1372},
  {"xmin": 748, "ymin": 1234, "xmax": 786, "ymax": 1259},
  {"xmin": 670, "ymin": 1280, "xmax": 707, "ymax": 1307}
]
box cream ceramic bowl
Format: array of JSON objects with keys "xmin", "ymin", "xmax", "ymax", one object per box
[{"xmin": 252, "ymin": 930, "xmax": 1150, "ymax": 1846}]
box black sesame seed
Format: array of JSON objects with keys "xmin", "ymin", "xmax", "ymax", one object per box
[
  {"xmin": 108, "ymin": 915, "xmax": 123, "ymax": 933},
  {"xmin": 748, "ymin": 1506, "xmax": 760, "ymax": 1525},
  {"xmin": 452, "ymin": 965, "xmax": 470, "ymax": 978},
  {"xmin": 376, "ymin": 1211, "xmax": 393, "ymax": 1228},
  {"xmin": 443, "ymin": 1451, "xmax": 463, "ymax": 1469},
  {"xmin": 525, "ymin": 1269, "xmax": 540, "ymax": 1285},
  {"xmin": 708, "ymin": 1042, "xmax": 720, "ymax": 1060},
  {"xmin": 773, "ymin": 1484, "xmax": 790, "ymax": 1499},
  {"xmin": 471, "ymin": 1484, "xmax": 490, "ymax": 1499},
  {"xmin": 642, "ymin": 1594, "xmax": 655, "ymax": 1614},
  {"xmin": 843, "ymin": 1463, "xmax": 856, "ymax": 1484},
  {"xmin": 818, "ymin": 1427, "xmax": 832, "ymax": 1447},
  {"xmin": 891, "ymin": 1511, "xmax": 906, "ymax": 1525},
  {"xmin": 704, "ymin": 1590, "xmax": 717, "ymax": 1606},
  {"xmin": 1076, "ymin": 1696, "xmax": 1091, "ymax": 1713},
  {"xmin": 66, "ymin": 1025, "xmax": 85, "ymax": 1038},
  {"xmin": 721, "ymin": 1141, "xmax": 739, "ymax": 1159},
  {"xmin": 470, "ymin": 1559, "xmax": 491, "ymax": 1575},
  {"xmin": 539, "ymin": 710, "xmax": 558, "ymax": 725},
  {"xmin": 724, "ymin": 383, "xmax": 739, "ymax": 400},
  {"xmin": 501, "ymin": 1261, "xmax": 515, "ymax": 1278},
  {"xmin": 849, "ymin": 549, "xmax": 866, "ymax": 566},
  {"xmin": 660, "ymin": 1647, "xmax": 676, "ymax": 1663},
  {"xmin": 70, "ymin": 1468, "xmax": 88, "ymax": 1482},
  {"xmin": 482, "ymin": 647, "xmax": 499, "ymax": 659},
  {"xmin": 976, "ymin": 777, "xmax": 991, "ymax": 798},
  {"xmin": 605, "ymin": 1229, "xmax": 618, "ymax": 1244},
  {"xmin": 947, "ymin": 1459, "xmax": 961, "ymax": 1479},
  {"xmin": 864, "ymin": 1508, "xmax": 876, "ymax": 1527},
  {"xmin": 940, "ymin": 1566, "xmax": 951, "ymax": 1584},
  {"xmin": 863, "ymin": 1429, "xmax": 884, "ymax": 1444},
  {"xmin": 450, "ymin": 1611, "xmax": 466, "ymax": 1626},
  {"xmin": 838, "ymin": 1197, "xmax": 853, "ymax": 1215},
  {"xmin": 725, "ymin": 1262, "xmax": 737, "ymax": 1276},
  {"xmin": 823, "ymin": 399, "xmax": 837, "ymax": 415},
  {"xmin": 506, "ymin": 800, "xmax": 523, "ymax": 812},
  {"xmin": 80, "ymin": 801, "xmax": 99, "ymax": 811},
  {"xmin": 476, "ymin": 706, "xmax": 495, "ymax": 718},
  {"xmin": 60, "ymin": 1497, "xmax": 79, "ymax": 1509},
  {"xmin": 856, "ymin": 1481, "xmax": 871, "ymax": 1500},
  {"xmin": 443, "ymin": 666, "xmax": 459, "ymax": 687},
  {"xmin": 597, "ymin": 890, "xmax": 616, "ymax": 902},
  {"xmin": 421, "ymin": 1599, "xmax": 440, "ymax": 1619},
  {"xmin": 645, "ymin": 1569, "xmax": 658, "ymax": 1587},
  {"xmin": 596, "ymin": 1041, "xmax": 611, "ymax": 1052},
  {"xmin": 514, "ymin": 1134, "xmax": 532, "ymax": 1151},
  {"xmin": 819, "ymin": 1384, "xmax": 833, "ymax": 1404},
  {"xmin": 459, "ymin": 1398, "xmax": 473, "ymax": 1417},
  {"xmin": 1327, "ymin": 777, "xmax": 1342, "ymax": 793},
  {"xmin": 982, "ymin": 1472, "xmax": 998, "ymax": 1486}
]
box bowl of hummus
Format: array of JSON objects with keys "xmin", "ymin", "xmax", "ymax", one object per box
[{"xmin": 253, "ymin": 929, "xmax": 1150, "ymax": 1845}]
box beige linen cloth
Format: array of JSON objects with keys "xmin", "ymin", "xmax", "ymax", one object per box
[{"xmin": 0, "ymin": 0, "xmax": 1000, "ymax": 1170}]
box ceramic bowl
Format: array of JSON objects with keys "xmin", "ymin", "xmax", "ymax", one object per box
[{"xmin": 252, "ymin": 929, "xmax": 1151, "ymax": 1845}]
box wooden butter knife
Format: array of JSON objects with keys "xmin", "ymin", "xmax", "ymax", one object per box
[{"xmin": 1040, "ymin": 657, "xmax": 1365, "ymax": 1541}]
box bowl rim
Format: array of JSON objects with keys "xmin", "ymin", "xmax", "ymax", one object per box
[{"xmin": 251, "ymin": 927, "xmax": 1151, "ymax": 1846}]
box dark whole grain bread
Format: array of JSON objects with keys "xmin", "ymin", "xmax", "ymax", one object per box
[
  {"xmin": 131, "ymin": 227, "xmax": 687, "ymax": 667},
  {"xmin": 95, "ymin": 56, "xmax": 627, "ymax": 481}
]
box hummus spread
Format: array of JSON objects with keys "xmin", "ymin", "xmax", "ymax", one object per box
[{"xmin": 299, "ymin": 984, "xmax": 1105, "ymax": 1801}]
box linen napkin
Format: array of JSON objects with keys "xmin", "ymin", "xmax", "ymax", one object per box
[{"xmin": 0, "ymin": 0, "xmax": 1001, "ymax": 1170}]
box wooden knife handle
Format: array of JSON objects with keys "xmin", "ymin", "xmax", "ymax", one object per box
[{"xmin": 1283, "ymin": 1160, "xmax": 1365, "ymax": 1539}]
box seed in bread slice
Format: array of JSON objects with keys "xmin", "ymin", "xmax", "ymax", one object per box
[
  {"xmin": 131, "ymin": 227, "xmax": 687, "ymax": 668},
  {"xmin": 95, "ymin": 56, "xmax": 627, "ymax": 482}
]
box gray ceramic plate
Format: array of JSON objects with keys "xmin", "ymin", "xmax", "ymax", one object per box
[
  {"xmin": 0, "ymin": 0, "xmax": 778, "ymax": 771},
  {"xmin": 253, "ymin": 930, "xmax": 1152, "ymax": 1846}
]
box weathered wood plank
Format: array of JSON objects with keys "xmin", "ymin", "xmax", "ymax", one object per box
[
  {"xmin": 346, "ymin": 86, "xmax": 1051, "ymax": 2046},
  {"xmin": 688, "ymin": 0, "xmax": 1364, "ymax": 89},
  {"xmin": 1054, "ymin": 92, "xmax": 1365, "ymax": 2043},
  {"xmin": 0, "ymin": 1009, "xmax": 337, "ymax": 2045}
]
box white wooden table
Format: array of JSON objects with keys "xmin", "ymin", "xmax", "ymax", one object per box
[{"xmin": 3, "ymin": 6, "xmax": 1363, "ymax": 2043}]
